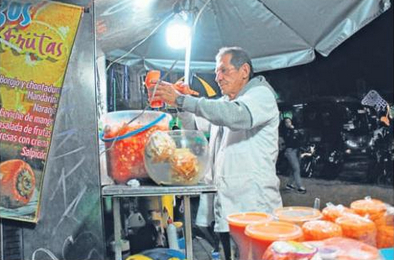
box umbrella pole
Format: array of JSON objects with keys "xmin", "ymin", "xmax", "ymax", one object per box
[
  {"xmin": 184, "ymin": 38, "xmax": 192, "ymax": 85},
  {"xmin": 184, "ymin": 15, "xmax": 193, "ymax": 86}
]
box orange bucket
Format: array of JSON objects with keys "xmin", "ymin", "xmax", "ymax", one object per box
[
  {"xmin": 245, "ymin": 221, "xmax": 303, "ymax": 260},
  {"xmin": 227, "ymin": 212, "xmax": 273, "ymax": 260},
  {"xmin": 350, "ymin": 198, "xmax": 387, "ymax": 221},
  {"xmin": 302, "ymin": 220, "xmax": 342, "ymax": 241},
  {"xmin": 335, "ymin": 214, "xmax": 377, "ymax": 246},
  {"xmin": 274, "ymin": 206, "xmax": 322, "ymax": 226}
]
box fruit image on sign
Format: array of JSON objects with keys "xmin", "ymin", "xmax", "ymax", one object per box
[{"xmin": 0, "ymin": 159, "xmax": 36, "ymax": 209}]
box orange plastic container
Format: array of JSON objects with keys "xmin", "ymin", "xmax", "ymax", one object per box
[
  {"xmin": 335, "ymin": 214, "xmax": 377, "ymax": 246},
  {"xmin": 322, "ymin": 204, "xmax": 355, "ymax": 222},
  {"xmin": 145, "ymin": 70, "xmax": 164, "ymax": 108},
  {"xmin": 245, "ymin": 221, "xmax": 303, "ymax": 260},
  {"xmin": 274, "ymin": 207, "xmax": 322, "ymax": 226},
  {"xmin": 302, "ymin": 220, "xmax": 342, "ymax": 241},
  {"xmin": 227, "ymin": 212, "xmax": 273, "ymax": 260},
  {"xmin": 350, "ymin": 198, "xmax": 387, "ymax": 221}
]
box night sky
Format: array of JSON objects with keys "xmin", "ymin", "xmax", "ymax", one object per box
[{"xmin": 263, "ymin": 6, "xmax": 393, "ymax": 104}]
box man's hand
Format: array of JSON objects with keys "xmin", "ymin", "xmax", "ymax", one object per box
[
  {"xmin": 173, "ymin": 81, "xmax": 199, "ymax": 96},
  {"xmin": 151, "ymin": 79, "xmax": 182, "ymax": 107}
]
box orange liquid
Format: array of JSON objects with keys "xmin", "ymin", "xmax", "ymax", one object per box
[{"xmin": 145, "ymin": 70, "xmax": 164, "ymax": 108}]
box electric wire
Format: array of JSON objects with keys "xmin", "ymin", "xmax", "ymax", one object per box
[{"xmin": 101, "ymin": 0, "xmax": 213, "ymax": 154}]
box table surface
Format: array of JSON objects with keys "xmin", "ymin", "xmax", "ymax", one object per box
[{"xmin": 102, "ymin": 183, "xmax": 217, "ymax": 197}]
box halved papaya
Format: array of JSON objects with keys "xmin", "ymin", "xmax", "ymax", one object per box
[{"xmin": 0, "ymin": 159, "xmax": 36, "ymax": 208}]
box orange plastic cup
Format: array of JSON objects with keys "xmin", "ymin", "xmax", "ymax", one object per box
[
  {"xmin": 274, "ymin": 206, "xmax": 323, "ymax": 226},
  {"xmin": 335, "ymin": 214, "xmax": 377, "ymax": 246},
  {"xmin": 227, "ymin": 212, "xmax": 273, "ymax": 260},
  {"xmin": 245, "ymin": 221, "xmax": 303, "ymax": 260},
  {"xmin": 350, "ymin": 198, "xmax": 387, "ymax": 221},
  {"xmin": 302, "ymin": 220, "xmax": 342, "ymax": 241},
  {"xmin": 145, "ymin": 70, "xmax": 164, "ymax": 108}
]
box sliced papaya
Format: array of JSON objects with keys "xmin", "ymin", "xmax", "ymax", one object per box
[{"xmin": 0, "ymin": 159, "xmax": 36, "ymax": 208}]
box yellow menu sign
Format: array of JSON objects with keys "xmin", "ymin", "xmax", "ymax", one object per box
[{"xmin": 0, "ymin": 1, "xmax": 83, "ymax": 223}]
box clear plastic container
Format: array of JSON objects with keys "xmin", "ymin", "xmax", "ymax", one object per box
[
  {"xmin": 263, "ymin": 241, "xmax": 317, "ymax": 260},
  {"xmin": 322, "ymin": 203, "xmax": 355, "ymax": 222},
  {"xmin": 374, "ymin": 206, "xmax": 394, "ymax": 249},
  {"xmin": 306, "ymin": 237, "xmax": 382, "ymax": 260},
  {"xmin": 302, "ymin": 220, "xmax": 342, "ymax": 241},
  {"xmin": 350, "ymin": 197, "xmax": 387, "ymax": 221},
  {"xmin": 101, "ymin": 110, "xmax": 171, "ymax": 184},
  {"xmin": 245, "ymin": 221, "xmax": 303, "ymax": 260},
  {"xmin": 227, "ymin": 212, "xmax": 273, "ymax": 260},
  {"xmin": 335, "ymin": 213, "xmax": 377, "ymax": 246},
  {"xmin": 144, "ymin": 130, "xmax": 209, "ymax": 185},
  {"xmin": 274, "ymin": 206, "xmax": 322, "ymax": 226}
]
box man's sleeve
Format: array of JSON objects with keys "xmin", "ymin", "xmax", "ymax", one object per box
[
  {"xmin": 236, "ymin": 86, "xmax": 279, "ymax": 128},
  {"xmin": 182, "ymin": 96, "xmax": 253, "ymax": 131}
]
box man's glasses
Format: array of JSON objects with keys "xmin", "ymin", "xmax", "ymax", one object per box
[{"xmin": 215, "ymin": 66, "xmax": 237, "ymax": 76}]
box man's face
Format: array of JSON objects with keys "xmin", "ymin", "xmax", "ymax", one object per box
[{"xmin": 215, "ymin": 53, "xmax": 247, "ymax": 100}]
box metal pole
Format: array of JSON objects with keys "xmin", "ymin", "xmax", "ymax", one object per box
[
  {"xmin": 113, "ymin": 198, "xmax": 122, "ymax": 260},
  {"xmin": 183, "ymin": 195, "xmax": 193, "ymax": 260},
  {"xmin": 184, "ymin": 17, "xmax": 193, "ymax": 86}
]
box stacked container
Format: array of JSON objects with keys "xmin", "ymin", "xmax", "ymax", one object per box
[{"xmin": 226, "ymin": 212, "xmax": 273, "ymax": 260}]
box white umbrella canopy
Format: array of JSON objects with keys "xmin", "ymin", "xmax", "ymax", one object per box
[{"xmin": 96, "ymin": 0, "xmax": 391, "ymax": 73}]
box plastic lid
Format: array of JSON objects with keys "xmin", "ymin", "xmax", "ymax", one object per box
[
  {"xmin": 270, "ymin": 241, "xmax": 317, "ymax": 256},
  {"xmin": 245, "ymin": 221, "xmax": 303, "ymax": 241},
  {"xmin": 227, "ymin": 212, "xmax": 273, "ymax": 228},
  {"xmin": 302, "ymin": 220, "xmax": 342, "ymax": 240},
  {"xmin": 350, "ymin": 198, "xmax": 386, "ymax": 219},
  {"xmin": 274, "ymin": 207, "xmax": 322, "ymax": 224},
  {"xmin": 322, "ymin": 205, "xmax": 355, "ymax": 221},
  {"xmin": 335, "ymin": 214, "xmax": 375, "ymax": 229},
  {"xmin": 303, "ymin": 220, "xmax": 341, "ymax": 232}
]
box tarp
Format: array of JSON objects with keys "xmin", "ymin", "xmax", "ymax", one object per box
[{"xmin": 96, "ymin": 0, "xmax": 391, "ymax": 73}]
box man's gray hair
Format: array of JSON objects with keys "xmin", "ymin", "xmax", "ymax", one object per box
[{"xmin": 216, "ymin": 46, "xmax": 254, "ymax": 80}]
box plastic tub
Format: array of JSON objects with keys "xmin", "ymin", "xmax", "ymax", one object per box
[
  {"xmin": 350, "ymin": 197, "xmax": 387, "ymax": 221},
  {"xmin": 101, "ymin": 110, "xmax": 171, "ymax": 184},
  {"xmin": 245, "ymin": 221, "xmax": 303, "ymax": 260},
  {"xmin": 144, "ymin": 130, "xmax": 209, "ymax": 185},
  {"xmin": 274, "ymin": 206, "xmax": 322, "ymax": 226},
  {"xmin": 227, "ymin": 212, "xmax": 273, "ymax": 260},
  {"xmin": 302, "ymin": 220, "xmax": 342, "ymax": 241},
  {"xmin": 335, "ymin": 213, "xmax": 377, "ymax": 246}
]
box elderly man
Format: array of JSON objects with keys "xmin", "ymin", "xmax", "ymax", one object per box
[{"xmin": 154, "ymin": 46, "xmax": 282, "ymax": 260}]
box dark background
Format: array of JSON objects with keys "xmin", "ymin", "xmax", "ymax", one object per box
[{"xmin": 263, "ymin": 6, "xmax": 393, "ymax": 104}]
